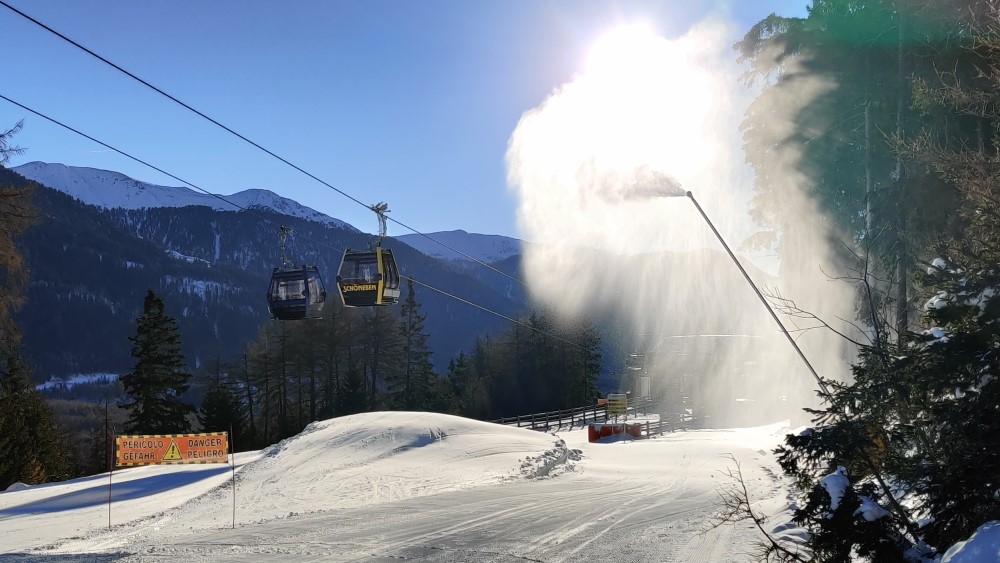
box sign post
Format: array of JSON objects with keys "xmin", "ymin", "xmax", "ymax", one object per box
[
  {"xmin": 108, "ymin": 427, "xmax": 114, "ymax": 529},
  {"xmin": 230, "ymin": 425, "xmax": 236, "ymax": 529}
]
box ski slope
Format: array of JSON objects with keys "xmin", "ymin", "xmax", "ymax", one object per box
[{"xmin": 0, "ymin": 411, "xmax": 796, "ymax": 561}]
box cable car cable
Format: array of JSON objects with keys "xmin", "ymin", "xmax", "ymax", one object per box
[
  {"xmin": 0, "ymin": 0, "xmax": 527, "ymax": 289},
  {"xmin": 0, "ymin": 94, "xmax": 251, "ymax": 215},
  {"xmin": 0, "ymin": 94, "xmax": 595, "ymax": 354}
]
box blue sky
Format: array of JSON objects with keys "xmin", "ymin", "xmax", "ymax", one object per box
[{"xmin": 2, "ymin": 0, "xmax": 807, "ymax": 238}]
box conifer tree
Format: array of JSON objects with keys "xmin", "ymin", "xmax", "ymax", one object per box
[
  {"xmin": 120, "ymin": 290, "xmax": 194, "ymax": 434},
  {"xmin": 388, "ymin": 279, "xmax": 436, "ymax": 410},
  {"xmin": 0, "ymin": 353, "xmax": 68, "ymax": 489}
]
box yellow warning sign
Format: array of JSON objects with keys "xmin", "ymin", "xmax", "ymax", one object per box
[{"xmin": 161, "ymin": 439, "xmax": 182, "ymax": 462}]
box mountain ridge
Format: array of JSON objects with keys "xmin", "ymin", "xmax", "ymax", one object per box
[{"xmin": 12, "ymin": 161, "xmax": 359, "ymax": 232}]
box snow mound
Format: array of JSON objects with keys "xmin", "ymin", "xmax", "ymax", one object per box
[
  {"xmin": 516, "ymin": 441, "xmax": 582, "ymax": 479},
  {"xmin": 942, "ymin": 521, "xmax": 1000, "ymax": 563},
  {"xmin": 226, "ymin": 411, "xmax": 569, "ymax": 522}
]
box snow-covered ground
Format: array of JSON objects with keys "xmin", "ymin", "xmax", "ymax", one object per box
[{"xmin": 1, "ymin": 411, "xmax": 796, "ymax": 562}]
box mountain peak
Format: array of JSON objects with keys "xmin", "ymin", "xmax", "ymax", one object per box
[
  {"xmin": 396, "ymin": 230, "xmax": 523, "ymax": 263},
  {"xmin": 12, "ymin": 162, "xmax": 357, "ymax": 231}
]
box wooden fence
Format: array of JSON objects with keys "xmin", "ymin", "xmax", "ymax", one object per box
[{"xmin": 490, "ymin": 397, "xmax": 658, "ymax": 431}]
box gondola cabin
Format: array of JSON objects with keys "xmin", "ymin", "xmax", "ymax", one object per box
[
  {"xmin": 336, "ymin": 247, "xmax": 400, "ymax": 307},
  {"xmin": 267, "ymin": 266, "xmax": 327, "ymax": 320}
]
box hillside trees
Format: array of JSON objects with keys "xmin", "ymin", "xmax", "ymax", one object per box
[
  {"xmin": 120, "ymin": 289, "xmax": 195, "ymax": 434},
  {"xmin": 475, "ymin": 310, "xmax": 602, "ymax": 419}
]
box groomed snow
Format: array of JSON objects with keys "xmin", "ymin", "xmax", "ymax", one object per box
[{"xmin": 2, "ymin": 411, "xmax": 796, "ymax": 561}]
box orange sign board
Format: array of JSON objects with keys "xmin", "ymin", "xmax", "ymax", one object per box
[{"xmin": 116, "ymin": 432, "xmax": 229, "ymax": 467}]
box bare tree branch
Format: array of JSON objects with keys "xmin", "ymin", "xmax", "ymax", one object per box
[{"xmin": 710, "ymin": 454, "xmax": 810, "ymax": 562}]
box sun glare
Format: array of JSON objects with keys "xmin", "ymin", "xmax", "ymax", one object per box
[
  {"xmin": 578, "ymin": 24, "xmax": 716, "ymax": 182},
  {"xmin": 586, "ymin": 24, "xmax": 660, "ymax": 79}
]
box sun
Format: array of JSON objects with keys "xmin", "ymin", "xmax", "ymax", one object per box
[
  {"xmin": 585, "ymin": 23, "xmax": 662, "ymax": 81},
  {"xmin": 577, "ymin": 24, "xmax": 715, "ymax": 181}
]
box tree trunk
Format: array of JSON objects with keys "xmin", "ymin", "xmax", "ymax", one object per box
[{"xmin": 894, "ymin": 3, "xmax": 908, "ymax": 349}]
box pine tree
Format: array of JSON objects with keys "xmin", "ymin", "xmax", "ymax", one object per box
[
  {"xmin": 0, "ymin": 353, "xmax": 68, "ymax": 489},
  {"xmin": 388, "ymin": 280, "xmax": 436, "ymax": 410},
  {"xmin": 120, "ymin": 290, "xmax": 194, "ymax": 434}
]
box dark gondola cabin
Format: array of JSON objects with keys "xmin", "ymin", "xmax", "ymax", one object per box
[
  {"xmin": 336, "ymin": 247, "xmax": 400, "ymax": 307},
  {"xmin": 267, "ymin": 266, "xmax": 326, "ymax": 320}
]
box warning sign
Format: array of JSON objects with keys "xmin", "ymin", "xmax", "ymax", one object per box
[
  {"xmin": 161, "ymin": 440, "xmax": 182, "ymax": 462},
  {"xmin": 116, "ymin": 432, "xmax": 229, "ymax": 467}
]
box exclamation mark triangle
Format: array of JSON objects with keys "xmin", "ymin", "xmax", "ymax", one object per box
[{"xmin": 161, "ymin": 439, "xmax": 182, "ymax": 462}]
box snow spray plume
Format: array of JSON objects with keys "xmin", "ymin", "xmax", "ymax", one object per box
[{"xmin": 506, "ymin": 21, "xmax": 857, "ymax": 425}]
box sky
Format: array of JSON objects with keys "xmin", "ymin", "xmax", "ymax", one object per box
[{"xmin": 2, "ymin": 0, "xmax": 807, "ymax": 239}]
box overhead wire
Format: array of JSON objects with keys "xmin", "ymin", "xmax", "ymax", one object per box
[
  {"xmin": 0, "ymin": 0, "xmax": 527, "ymax": 289},
  {"xmin": 0, "ymin": 93, "xmax": 597, "ymax": 355}
]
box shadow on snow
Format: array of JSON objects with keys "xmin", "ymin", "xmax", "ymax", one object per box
[{"xmin": 0, "ymin": 466, "xmax": 231, "ymax": 518}]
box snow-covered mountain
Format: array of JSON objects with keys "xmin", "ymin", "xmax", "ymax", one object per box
[
  {"xmin": 12, "ymin": 161, "xmax": 357, "ymax": 231},
  {"xmin": 396, "ymin": 229, "xmax": 523, "ymax": 264}
]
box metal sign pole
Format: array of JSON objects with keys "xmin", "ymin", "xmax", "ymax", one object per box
[
  {"xmin": 230, "ymin": 425, "xmax": 236, "ymax": 529},
  {"xmin": 108, "ymin": 427, "xmax": 115, "ymax": 529}
]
